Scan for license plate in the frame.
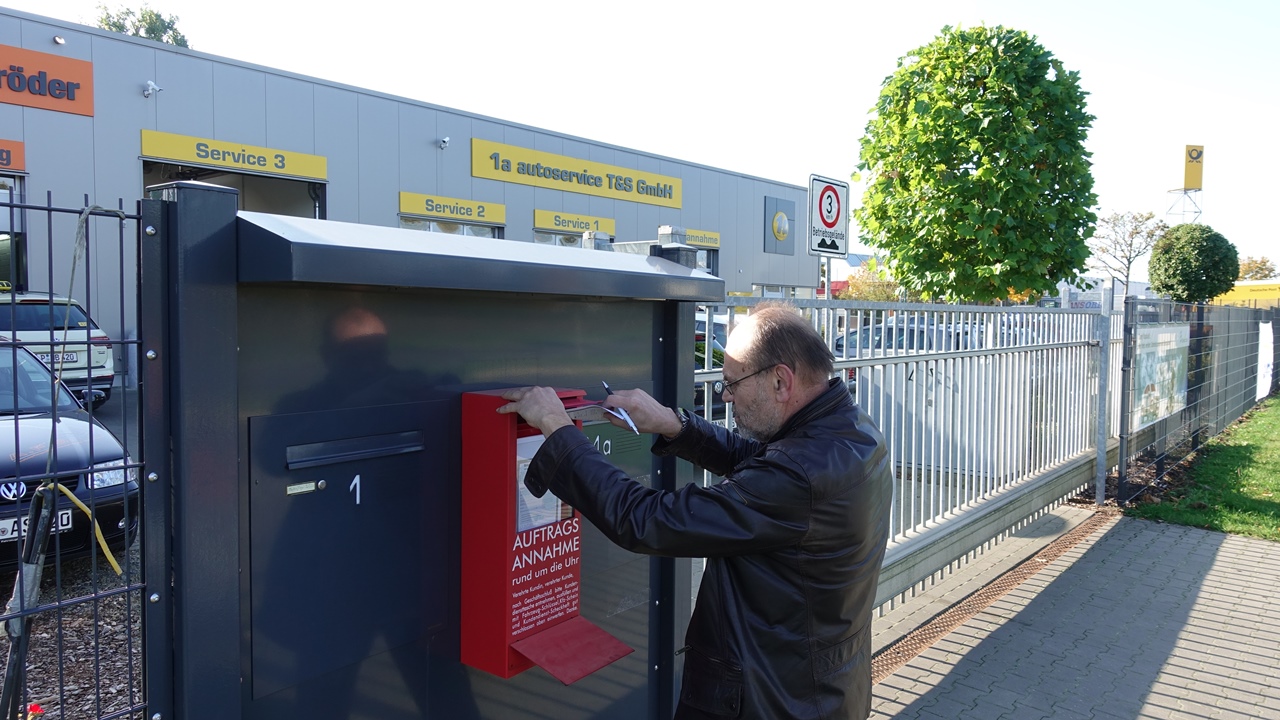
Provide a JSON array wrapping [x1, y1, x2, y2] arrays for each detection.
[[37, 352, 78, 365], [0, 510, 73, 543]]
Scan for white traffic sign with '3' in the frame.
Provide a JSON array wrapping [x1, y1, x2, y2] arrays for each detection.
[[807, 175, 850, 258]]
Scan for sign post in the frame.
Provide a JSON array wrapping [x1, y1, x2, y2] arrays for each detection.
[[807, 174, 850, 258]]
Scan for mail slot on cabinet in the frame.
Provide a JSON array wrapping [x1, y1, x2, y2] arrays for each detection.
[[460, 388, 632, 684], [247, 401, 450, 700]]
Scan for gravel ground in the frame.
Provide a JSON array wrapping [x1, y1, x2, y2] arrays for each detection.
[[0, 540, 145, 719]]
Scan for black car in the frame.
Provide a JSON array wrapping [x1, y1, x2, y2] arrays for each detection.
[[0, 344, 137, 570]]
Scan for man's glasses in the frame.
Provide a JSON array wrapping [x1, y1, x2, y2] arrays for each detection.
[[713, 365, 773, 395]]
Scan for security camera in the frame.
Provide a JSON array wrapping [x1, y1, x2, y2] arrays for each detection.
[[439, 137, 450, 149], [143, 80, 163, 98]]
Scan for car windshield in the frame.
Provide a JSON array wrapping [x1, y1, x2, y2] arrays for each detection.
[[0, 347, 80, 413], [0, 302, 97, 332]]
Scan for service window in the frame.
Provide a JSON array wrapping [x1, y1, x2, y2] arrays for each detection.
[[532, 231, 584, 248], [697, 249, 718, 276], [0, 176, 27, 290], [399, 215, 503, 239]]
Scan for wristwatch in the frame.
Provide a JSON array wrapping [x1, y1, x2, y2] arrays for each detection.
[[675, 407, 692, 437]]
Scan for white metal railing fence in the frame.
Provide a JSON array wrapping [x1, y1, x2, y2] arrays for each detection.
[[694, 299, 1106, 544]]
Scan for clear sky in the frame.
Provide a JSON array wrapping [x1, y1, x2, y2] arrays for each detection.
[[9, 0, 1278, 282]]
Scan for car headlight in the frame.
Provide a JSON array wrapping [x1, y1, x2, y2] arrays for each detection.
[[87, 458, 137, 489]]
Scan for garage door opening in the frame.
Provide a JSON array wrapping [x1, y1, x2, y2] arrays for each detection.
[[143, 162, 325, 219]]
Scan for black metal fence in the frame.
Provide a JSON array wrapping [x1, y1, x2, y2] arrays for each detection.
[[1115, 298, 1272, 504], [0, 194, 148, 720]]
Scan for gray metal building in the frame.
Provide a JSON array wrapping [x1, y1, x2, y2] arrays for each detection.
[[1, 7, 817, 385]]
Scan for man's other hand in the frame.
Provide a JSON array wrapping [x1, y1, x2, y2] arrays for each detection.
[[603, 388, 683, 438]]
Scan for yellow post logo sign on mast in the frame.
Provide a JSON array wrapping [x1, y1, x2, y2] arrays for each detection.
[[1184, 145, 1204, 191]]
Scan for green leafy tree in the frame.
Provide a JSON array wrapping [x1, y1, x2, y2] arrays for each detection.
[[97, 4, 190, 47], [1148, 224, 1239, 303], [1088, 211, 1168, 296], [1237, 256, 1277, 280], [855, 25, 1097, 303]]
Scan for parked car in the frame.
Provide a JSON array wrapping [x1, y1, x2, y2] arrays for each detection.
[[0, 284, 114, 408], [695, 317, 729, 350], [832, 317, 982, 356], [0, 343, 137, 571]]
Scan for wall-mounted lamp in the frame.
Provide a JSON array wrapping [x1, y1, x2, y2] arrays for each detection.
[[143, 80, 163, 98], [438, 137, 450, 150], [53, 36, 66, 45]]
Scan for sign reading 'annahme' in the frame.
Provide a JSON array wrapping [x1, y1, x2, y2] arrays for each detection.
[[399, 192, 506, 225], [0, 44, 94, 116], [140, 129, 327, 181], [684, 228, 720, 249], [533, 210, 615, 237], [473, 139, 681, 209]]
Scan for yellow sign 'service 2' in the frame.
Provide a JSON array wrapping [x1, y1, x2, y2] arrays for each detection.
[[141, 129, 328, 181], [473, 139, 681, 209], [399, 192, 506, 225]]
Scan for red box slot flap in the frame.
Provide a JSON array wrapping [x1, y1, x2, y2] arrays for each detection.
[[510, 615, 633, 685]]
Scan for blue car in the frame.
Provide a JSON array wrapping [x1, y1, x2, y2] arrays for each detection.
[[0, 344, 138, 572]]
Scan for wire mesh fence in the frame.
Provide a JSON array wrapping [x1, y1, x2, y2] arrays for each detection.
[[0, 193, 146, 720], [1116, 298, 1271, 504]]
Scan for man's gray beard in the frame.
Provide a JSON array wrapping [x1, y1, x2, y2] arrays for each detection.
[[734, 414, 778, 442]]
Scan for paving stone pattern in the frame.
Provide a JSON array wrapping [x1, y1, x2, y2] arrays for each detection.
[[871, 516, 1280, 719]]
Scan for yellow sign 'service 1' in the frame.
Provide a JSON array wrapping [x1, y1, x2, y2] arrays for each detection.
[[399, 192, 506, 225], [473, 139, 681, 209], [533, 210, 616, 237], [1184, 145, 1203, 191], [141, 129, 328, 181]]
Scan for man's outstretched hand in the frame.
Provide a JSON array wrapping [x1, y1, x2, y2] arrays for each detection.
[[497, 386, 574, 436]]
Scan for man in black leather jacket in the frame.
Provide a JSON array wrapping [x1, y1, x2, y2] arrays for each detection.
[[499, 303, 893, 719]]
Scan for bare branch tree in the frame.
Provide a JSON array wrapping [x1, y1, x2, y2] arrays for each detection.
[[1238, 256, 1278, 280], [1087, 211, 1167, 295]]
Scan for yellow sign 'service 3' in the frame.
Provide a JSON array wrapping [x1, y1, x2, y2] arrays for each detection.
[[141, 129, 327, 181]]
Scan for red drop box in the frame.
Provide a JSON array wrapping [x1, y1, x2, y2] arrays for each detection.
[[460, 388, 632, 684]]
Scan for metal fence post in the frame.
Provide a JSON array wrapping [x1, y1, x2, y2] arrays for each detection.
[[139, 197, 174, 720], [1116, 296, 1136, 503], [148, 180, 242, 720], [1094, 287, 1112, 505], [1274, 308, 1280, 396]]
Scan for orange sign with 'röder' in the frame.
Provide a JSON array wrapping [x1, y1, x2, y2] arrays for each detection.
[[0, 44, 94, 117]]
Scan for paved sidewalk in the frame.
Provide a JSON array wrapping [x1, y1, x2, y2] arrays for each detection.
[[870, 507, 1280, 719]]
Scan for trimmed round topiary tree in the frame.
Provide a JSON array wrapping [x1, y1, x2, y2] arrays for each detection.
[[855, 25, 1097, 303], [1147, 224, 1238, 303]]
